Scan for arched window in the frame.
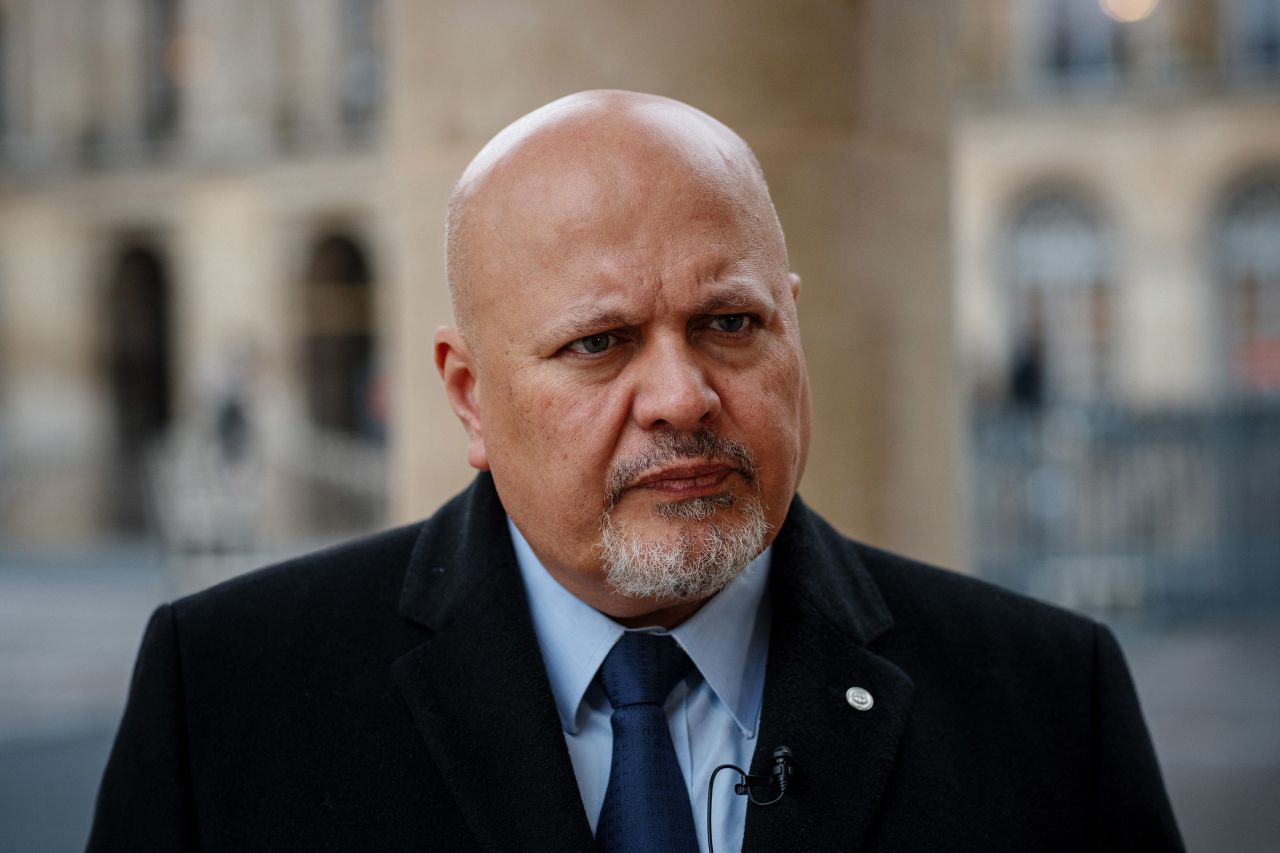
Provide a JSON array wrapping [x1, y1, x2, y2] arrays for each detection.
[[105, 244, 173, 530], [1216, 174, 1280, 394], [302, 233, 380, 438], [0, 11, 8, 139], [1006, 191, 1115, 404], [340, 0, 384, 133], [1041, 0, 1128, 85], [143, 0, 180, 140], [1224, 0, 1280, 78]]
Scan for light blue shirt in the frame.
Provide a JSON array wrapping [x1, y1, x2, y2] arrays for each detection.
[[508, 518, 772, 853]]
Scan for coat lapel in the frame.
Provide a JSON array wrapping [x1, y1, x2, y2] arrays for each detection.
[[391, 475, 597, 853], [743, 499, 915, 853], [390, 479, 913, 852]]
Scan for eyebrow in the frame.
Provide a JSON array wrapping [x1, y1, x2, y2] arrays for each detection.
[[546, 307, 641, 343], [693, 282, 771, 315], [545, 282, 774, 344]]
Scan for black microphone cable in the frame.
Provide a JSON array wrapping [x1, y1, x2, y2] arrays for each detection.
[[705, 746, 794, 853]]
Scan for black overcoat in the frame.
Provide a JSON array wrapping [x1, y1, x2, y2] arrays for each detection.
[[88, 473, 1184, 851]]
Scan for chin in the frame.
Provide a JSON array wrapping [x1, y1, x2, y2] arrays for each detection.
[[598, 490, 769, 602]]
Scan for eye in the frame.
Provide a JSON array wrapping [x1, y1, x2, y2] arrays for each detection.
[[708, 314, 752, 333], [567, 332, 617, 355]]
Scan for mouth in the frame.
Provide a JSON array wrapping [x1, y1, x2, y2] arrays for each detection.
[[628, 463, 737, 498], [604, 429, 760, 510]]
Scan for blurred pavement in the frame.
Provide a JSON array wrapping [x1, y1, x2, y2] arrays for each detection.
[[0, 545, 167, 853], [1, 550, 1277, 852], [1114, 611, 1280, 853]]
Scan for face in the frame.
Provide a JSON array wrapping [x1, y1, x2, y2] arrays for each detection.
[[438, 121, 811, 624]]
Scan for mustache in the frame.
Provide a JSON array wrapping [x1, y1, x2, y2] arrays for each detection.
[[605, 429, 759, 508]]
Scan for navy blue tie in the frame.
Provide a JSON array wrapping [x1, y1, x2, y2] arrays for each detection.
[[596, 633, 699, 853]]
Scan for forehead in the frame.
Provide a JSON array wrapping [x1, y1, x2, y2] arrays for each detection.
[[477, 153, 776, 301], [491, 196, 778, 342], [493, 121, 754, 228]]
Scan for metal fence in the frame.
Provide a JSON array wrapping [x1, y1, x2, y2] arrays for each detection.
[[0, 406, 387, 553], [972, 403, 1280, 610]]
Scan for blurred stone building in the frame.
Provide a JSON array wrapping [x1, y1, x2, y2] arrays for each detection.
[[0, 1, 968, 573], [0, 0, 392, 548], [954, 0, 1280, 606]]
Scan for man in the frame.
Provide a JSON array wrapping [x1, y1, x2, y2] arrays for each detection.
[[89, 91, 1183, 852]]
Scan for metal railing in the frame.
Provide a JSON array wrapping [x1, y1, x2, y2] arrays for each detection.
[[0, 410, 387, 550], [972, 402, 1280, 609]]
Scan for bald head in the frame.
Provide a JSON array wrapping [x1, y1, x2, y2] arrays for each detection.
[[445, 90, 785, 346]]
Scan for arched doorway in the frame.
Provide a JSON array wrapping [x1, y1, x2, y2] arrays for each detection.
[[302, 233, 378, 436], [1216, 173, 1280, 396], [105, 244, 173, 531], [299, 232, 385, 531], [1006, 190, 1114, 405]]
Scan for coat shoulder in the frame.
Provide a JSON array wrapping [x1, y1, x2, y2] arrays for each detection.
[[170, 521, 425, 638], [164, 476, 504, 657], [856, 540, 1096, 643], [787, 501, 1098, 654]]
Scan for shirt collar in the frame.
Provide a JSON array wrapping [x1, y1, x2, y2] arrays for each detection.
[[668, 545, 772, 737], [508, 517, 772, 738]]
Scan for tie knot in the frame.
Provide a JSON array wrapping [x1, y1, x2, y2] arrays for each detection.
[[599, 633, 691, 709]]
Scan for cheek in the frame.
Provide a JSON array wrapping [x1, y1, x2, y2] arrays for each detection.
[[752, 343, 807, 424], [728, 343, 808, 477], [499, 373, 629, 488]]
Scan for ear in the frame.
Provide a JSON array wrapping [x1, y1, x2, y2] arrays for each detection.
[[434, 326, 489, 471], [788, 272, 802, 304]]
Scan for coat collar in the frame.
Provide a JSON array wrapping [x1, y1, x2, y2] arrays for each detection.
[[742, 496, 915, 853], [393, 474, 913, 853], [391, 474, 597, 852]]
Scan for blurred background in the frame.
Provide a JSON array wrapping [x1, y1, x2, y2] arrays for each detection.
[[0, 0, 1276, 850]]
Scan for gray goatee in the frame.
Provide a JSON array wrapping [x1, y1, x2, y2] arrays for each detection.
[[599, 430, 769, 601]]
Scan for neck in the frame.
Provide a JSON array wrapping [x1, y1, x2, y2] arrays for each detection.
[[609, 596, 710, 629], [539, 560, 713, 628]]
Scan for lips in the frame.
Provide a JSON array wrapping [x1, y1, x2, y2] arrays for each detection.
[[629, 462, 735, 495]]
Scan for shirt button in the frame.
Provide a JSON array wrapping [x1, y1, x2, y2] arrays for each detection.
[[845, 686, 874, 711]]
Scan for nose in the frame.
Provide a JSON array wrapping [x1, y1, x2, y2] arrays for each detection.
[[630, 337, 722, 431]]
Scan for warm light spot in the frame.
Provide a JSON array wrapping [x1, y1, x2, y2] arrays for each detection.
[[1099, 0, 1159, 23]]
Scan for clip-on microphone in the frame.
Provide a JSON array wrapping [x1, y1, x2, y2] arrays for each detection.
[[706, 746, 795, 853]]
